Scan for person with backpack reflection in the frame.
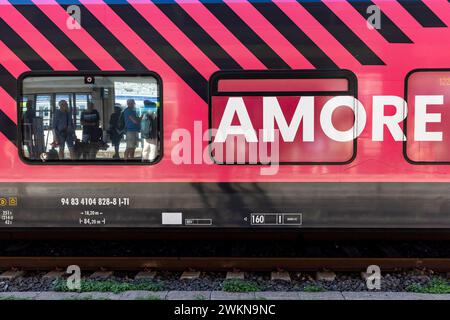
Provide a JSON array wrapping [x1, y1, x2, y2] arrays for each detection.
[[141, 100, 158, 162], [22, 100, 36, 158], [80, 101, 101, 160], [123, 99, 141, 160], [108, 104, 123, 159], [53, 100, 76, 160]]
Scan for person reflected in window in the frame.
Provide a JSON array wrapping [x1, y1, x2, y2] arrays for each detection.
[[80, 101, 101, 159], [108, 104, 123, 159], [141, 100, 158, 162], [53, 100, 75, 160], [123, 99, 141, 160], [22, 100, 36, 158]]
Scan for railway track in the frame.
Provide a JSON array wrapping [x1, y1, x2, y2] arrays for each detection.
[[1, 256, 450, 272], [1, 240, 450, 275], [1, 241, 449, 293]]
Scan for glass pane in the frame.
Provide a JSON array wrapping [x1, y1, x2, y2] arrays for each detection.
[[20, 75, 161, 164], [406, 71, 450, 162], [210, 72, 356, 164]]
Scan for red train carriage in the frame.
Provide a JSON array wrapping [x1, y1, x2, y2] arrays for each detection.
[[0, 0, 450, 230]]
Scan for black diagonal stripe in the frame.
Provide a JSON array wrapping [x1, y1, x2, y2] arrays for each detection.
[[398, 0, 446, 28], [109, 4, 208, 101], [14, 4, 100, 71], [56, 1, 146, 71], [300, 1, 385, 65], [251, 2, 338, 69], [0, 109, 17, 144], [348, 0, 413, 43], [155, 2, 242, 71], [0, 65, 17, 99], [203, 2, 290, 70], [0, 19, 52, 71], [0, 65, 17, 144]]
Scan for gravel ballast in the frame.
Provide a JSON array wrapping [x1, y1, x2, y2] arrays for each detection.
[[0, 269, 446, 293]]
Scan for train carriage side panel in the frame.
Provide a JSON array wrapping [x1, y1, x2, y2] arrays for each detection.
[[0, 0, 450, 229]]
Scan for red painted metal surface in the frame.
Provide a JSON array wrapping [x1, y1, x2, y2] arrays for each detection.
[[0, 0, 449, 183]]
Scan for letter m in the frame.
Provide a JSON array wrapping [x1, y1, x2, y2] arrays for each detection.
[[263, 96, 314, 142]]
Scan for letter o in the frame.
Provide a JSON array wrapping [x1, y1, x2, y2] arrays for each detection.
[[320, 96, 366, 142]]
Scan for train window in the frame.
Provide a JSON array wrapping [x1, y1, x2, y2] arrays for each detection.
[[18, 73, 162, 164], [404, 69, 450, 163], [209, 70, 357, 164]]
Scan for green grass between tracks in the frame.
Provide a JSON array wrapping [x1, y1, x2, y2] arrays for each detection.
[[302, 284, 324, 292], [54, 279, 165, 294], [406, 277, 450, 294], [222, 279, 262, 292]]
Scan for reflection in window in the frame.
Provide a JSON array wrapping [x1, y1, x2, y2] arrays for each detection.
[[20, 75, 161, 163]]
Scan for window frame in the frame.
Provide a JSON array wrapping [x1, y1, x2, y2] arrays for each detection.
[[403, 68, 450, 165], [208, 69, 358, 165], [17, 71, 163, 166]]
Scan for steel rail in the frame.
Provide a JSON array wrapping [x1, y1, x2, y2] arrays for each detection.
[[1, 257, 450, 271]]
